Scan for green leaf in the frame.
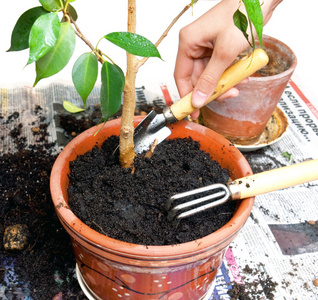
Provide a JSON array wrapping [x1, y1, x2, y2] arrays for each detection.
[[72, 52, 98, 107], [39, 0, 63, 12], [243, 0, 263, 47], [67, 4, 78, 21], [63, 100, 85, 113], [27, 12, 60, 65], [34, 22, 76, 86], [61, 4, 78, 22], [7, 6, 48, 52], [233, 9, 249, 43], [100, 62, 125, 121], [104, 32, 161, 58], [282, 152, 293, 163]]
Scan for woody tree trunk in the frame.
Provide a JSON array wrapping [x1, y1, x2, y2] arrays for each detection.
[[119, 0, 198, 168], [119, 0, 138, 168]]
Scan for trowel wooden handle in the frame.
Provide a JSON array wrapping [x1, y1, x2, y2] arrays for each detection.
[[232, 159, 318, 199], [170, 48, 269, 121]]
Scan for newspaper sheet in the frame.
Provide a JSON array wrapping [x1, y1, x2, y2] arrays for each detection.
[[0, 80, 317, 300], [210, 80, 318, 300]]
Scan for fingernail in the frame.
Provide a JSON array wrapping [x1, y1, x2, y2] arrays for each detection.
[[192, 90, 208, 108]]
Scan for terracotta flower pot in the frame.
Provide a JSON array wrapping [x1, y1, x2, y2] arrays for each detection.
[[200, 35, 297, 145], [50, 116, 254, 300]]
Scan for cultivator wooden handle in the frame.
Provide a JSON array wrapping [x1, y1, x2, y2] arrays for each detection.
[[170, 48, 269, 121], [230, 159, 318, 199]]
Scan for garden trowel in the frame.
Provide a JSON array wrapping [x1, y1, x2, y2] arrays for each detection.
[[134, 48, 269, 154]]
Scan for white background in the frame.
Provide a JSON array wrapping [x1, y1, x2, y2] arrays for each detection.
[[0, 0, 317, 108]]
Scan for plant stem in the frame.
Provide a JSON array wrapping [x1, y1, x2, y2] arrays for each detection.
[[119, 0, 138, 168]]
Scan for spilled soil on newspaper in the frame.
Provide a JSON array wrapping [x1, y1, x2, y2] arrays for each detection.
[[0, 106, 86, 299], [227, 262, 278, 300]]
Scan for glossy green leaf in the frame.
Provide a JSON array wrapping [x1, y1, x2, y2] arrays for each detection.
[[39, 0, 63, 12], [27, 13, 60, 65], [233, 9, 249, 45], [72, 52, 98, 107], [100, 62, 125, 121], [104, 32, 161, 58], [61, 4, 77, 22], [34, 22, 76, 86], [243, 0, 263, 47], [68, 4, 78, 21], [63, 100, 85, 113], [7, 6, 48, 52]]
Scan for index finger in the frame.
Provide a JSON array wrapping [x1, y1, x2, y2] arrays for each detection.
[[174, 50, 195, 98]]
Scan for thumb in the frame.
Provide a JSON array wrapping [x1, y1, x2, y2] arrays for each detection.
[[192, 56, 230, 108]]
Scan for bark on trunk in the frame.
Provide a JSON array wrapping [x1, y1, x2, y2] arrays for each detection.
[[119, 0, 137, 168]]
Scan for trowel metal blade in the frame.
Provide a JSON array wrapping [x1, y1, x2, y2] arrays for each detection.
[[134, 110, 171, 154]]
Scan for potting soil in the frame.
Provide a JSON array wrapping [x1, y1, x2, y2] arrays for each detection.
[[68, 135, 235, 245]]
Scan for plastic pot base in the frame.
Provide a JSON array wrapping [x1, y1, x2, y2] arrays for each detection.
[[75, 264, 215, 300]]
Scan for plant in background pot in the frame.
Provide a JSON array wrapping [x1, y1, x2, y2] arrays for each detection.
[[8, 0, 264, 299], [200, 36, 297, 146]]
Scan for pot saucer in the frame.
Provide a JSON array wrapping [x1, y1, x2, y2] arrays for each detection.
[[235, 107, 288, 152], [76, 264, 100, 300]]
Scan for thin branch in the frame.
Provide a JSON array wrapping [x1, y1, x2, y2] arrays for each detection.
[[70, 17, 104, 64], [70, 18, 94, 51], [136, 0, 198, 70], [154, 0, 199, 48]]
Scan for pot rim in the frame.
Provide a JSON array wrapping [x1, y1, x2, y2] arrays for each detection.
[[247, 34, 297, 82], [50, 117, 254, 258]]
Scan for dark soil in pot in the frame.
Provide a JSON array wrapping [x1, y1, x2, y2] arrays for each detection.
[[68, 135, 235, 245]]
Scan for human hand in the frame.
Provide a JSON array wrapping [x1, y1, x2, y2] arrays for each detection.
[[174, 0, 282, 119]]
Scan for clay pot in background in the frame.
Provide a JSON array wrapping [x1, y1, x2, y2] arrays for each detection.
[[200, 35, 297, 145], [50, 117, 254, 300]]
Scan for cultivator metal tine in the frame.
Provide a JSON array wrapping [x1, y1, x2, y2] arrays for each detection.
[[167, 183, 231, 221]]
